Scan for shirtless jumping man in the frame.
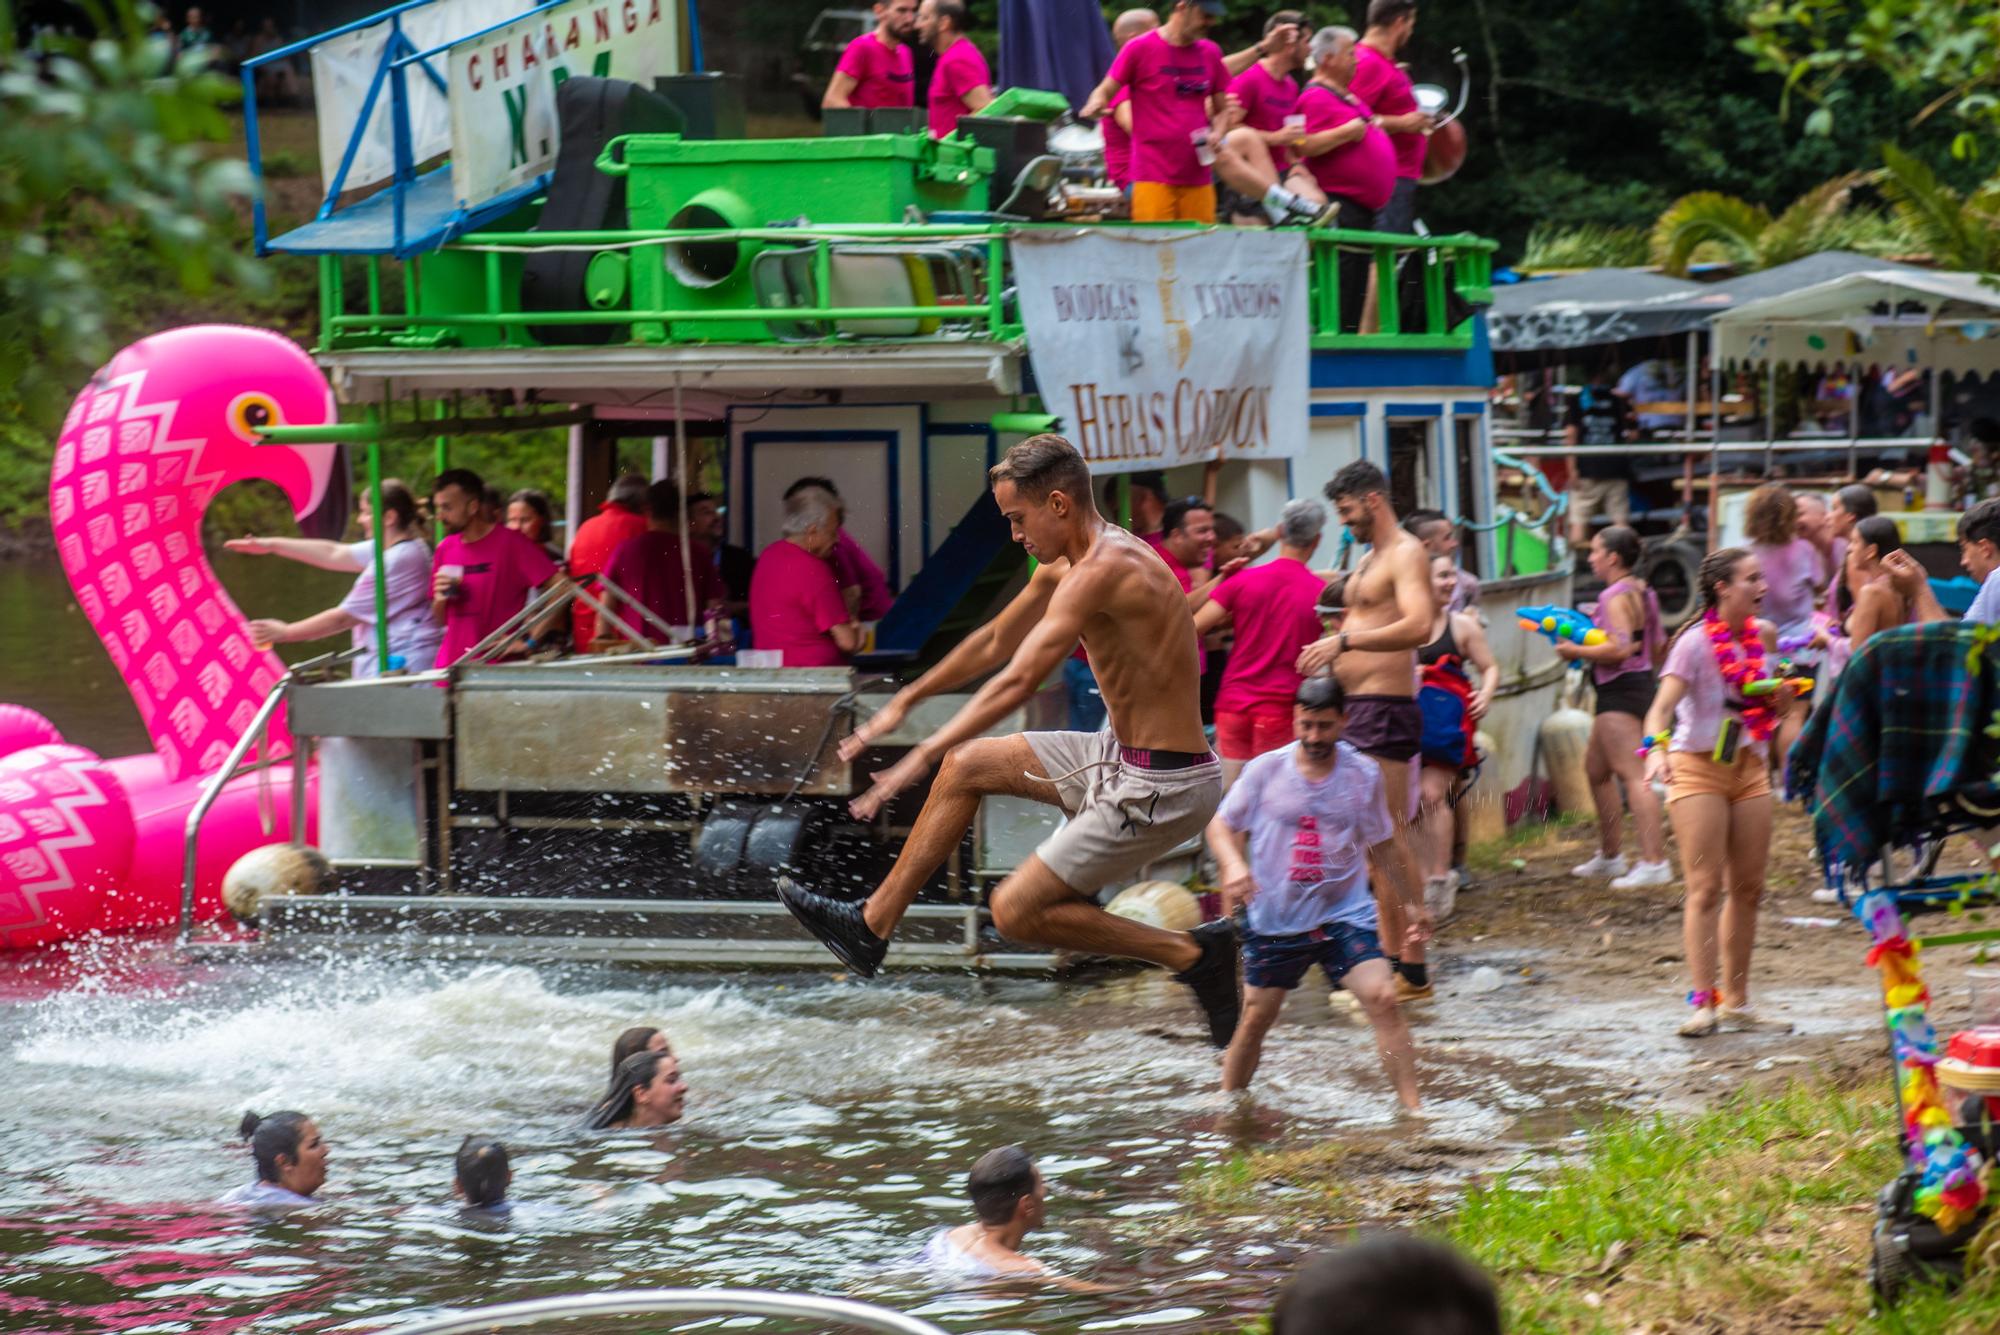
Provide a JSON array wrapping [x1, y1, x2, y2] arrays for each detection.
[[778, 435, 1240, 1044], [1295, 460, 1437, 1000]]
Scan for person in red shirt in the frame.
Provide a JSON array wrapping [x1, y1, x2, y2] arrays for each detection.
[[1194, 498, 1330, 784], [1347, 0, 1432, 234], [749, 487, 865, 667], [824, 0, 918, 109], [1080, 0, 1239, 224], [567, 473, 649, 652], [603, 480, 726, 641], [917, 0, 992, 138]]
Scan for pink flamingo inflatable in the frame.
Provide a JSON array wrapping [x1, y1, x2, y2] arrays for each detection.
[[0, 326, 341, 949]]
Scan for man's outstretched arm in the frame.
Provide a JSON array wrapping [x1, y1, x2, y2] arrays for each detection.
[[849, 568, 1095, 819], [840, 562, 1065, 760]]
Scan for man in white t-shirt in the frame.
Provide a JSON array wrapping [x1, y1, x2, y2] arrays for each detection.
[[1205, 675, 1430, 1109], [1886, 497, 2000, 624]]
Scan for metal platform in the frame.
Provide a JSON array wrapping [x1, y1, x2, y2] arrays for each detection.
[[222, 895, 1062, 972]]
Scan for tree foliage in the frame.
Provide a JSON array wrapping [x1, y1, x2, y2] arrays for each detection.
[[0, 0, 258, 425], [1738, 0, 2000, 150], [1410, 0, 1953, 255]]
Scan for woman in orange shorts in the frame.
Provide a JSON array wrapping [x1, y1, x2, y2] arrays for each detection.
[[1640, 548, 1798, 1039]]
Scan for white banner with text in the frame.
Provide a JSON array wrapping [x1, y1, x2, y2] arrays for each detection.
[[447, 0, 681, 210], [1012, 229, 1310, 475]]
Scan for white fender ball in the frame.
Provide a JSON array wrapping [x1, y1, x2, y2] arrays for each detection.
[[222, 843, 331, 922]]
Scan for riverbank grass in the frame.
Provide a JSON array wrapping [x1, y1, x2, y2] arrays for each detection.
[[1191, 1077, 2000, 1332]]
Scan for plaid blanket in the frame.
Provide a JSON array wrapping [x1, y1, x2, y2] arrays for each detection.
[[1789, 622, 2000, 877]]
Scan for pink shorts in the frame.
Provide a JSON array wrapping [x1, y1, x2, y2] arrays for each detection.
[[1215, 704, 1293, 762]]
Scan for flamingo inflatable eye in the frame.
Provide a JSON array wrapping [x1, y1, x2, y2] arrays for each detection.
[[226, 392, 282, 442]]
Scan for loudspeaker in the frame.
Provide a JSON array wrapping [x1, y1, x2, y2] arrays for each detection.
[[653, 72, 747, 140], [521, 76, 684, 345]]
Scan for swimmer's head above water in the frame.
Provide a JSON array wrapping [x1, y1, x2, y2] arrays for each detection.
[[968, 1145, 1046, 1232], [239, 1109, 328, 1198], [454, 1136, 512, 1209], [586, 1048, 687, 1131], [610, 1025, 671, 1076]]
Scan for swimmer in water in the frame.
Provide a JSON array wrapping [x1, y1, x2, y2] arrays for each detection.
[[609, 1025, 670, 1077], [217, 1110, 327, 1207], [586, 1049, 687, 1131], [453, 1136, 512, 1213], [918, 1146, 1049, 1281]]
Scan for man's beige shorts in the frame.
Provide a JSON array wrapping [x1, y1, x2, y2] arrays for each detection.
[[1023, 730, 1223, 894], [1570, 476, 1631, 530]]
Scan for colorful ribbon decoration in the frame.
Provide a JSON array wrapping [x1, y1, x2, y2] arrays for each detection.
[[1856, 891, 1989, 1233]]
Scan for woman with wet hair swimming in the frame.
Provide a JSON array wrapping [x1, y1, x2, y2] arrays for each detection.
[[217, 1110, 328, 1206], [609, 1024, 670, 1076], [586, 1048, 687, 1130], [454, 1136, 513, 1212]]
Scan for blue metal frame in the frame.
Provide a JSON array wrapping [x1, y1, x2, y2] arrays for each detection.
[[740, 430, 904, 589], [242, 0, 700, 258]]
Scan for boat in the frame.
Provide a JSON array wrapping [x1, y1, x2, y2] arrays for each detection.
[[84, 0, 1571, 970]]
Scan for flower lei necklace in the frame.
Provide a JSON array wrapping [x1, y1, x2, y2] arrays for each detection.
[[1703, 608, 1775, 741]]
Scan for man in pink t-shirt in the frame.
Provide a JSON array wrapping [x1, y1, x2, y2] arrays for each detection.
[[1100, 9, 1161, 188], [428, 468, 562, 667], [824, 0, 917, 110], [749, 487, 865, 667], [1294, 30, 1396, 220], [1207, 11, 1335, 225], [1194, 499, 1329, 783], [1348, 0, 1431, 233], [916, 0, 992, 138], [1080, 0, 1235, 223]]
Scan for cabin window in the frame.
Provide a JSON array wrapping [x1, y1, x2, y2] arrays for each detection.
[[1386, 421, 1432, 521], [1454, 417, 1483, 578]]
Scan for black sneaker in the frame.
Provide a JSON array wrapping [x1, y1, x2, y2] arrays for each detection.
[[776, 877, 888, 978], [1174, 918, 1242, 1048]]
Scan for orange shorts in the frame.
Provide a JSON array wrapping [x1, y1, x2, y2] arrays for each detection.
[[1666, 749, 1772, 805], [1131, 181, 1218, 223]]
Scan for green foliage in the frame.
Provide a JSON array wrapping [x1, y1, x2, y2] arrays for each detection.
[[1516, 224, 1650, 272], [1739, 0, 2000, 141], [1878, 142, 2000, 272], [1649, 191, 1774, 275], [0, 0, 260, 423], [1643, 170, 1907, 275]]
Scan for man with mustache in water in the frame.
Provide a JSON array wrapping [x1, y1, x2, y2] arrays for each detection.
[[779, 435, 1240, 1046]]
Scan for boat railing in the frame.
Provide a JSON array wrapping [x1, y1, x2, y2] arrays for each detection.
[[380, 1287, 951, 1335], [178, 647, 356, 945], [316, 222, 1496, 356]]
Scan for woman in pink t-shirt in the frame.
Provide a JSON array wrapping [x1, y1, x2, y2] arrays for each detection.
[[1640, 548, 1799, 1038], [749, 488, 865, 667]]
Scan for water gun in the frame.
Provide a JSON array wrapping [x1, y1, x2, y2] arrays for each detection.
[[1517, 605, 1607, 646], [1744, 676, 1814, 697]]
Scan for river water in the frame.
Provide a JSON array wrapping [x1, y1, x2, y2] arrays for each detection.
[[0, 555, 1648, 1332]]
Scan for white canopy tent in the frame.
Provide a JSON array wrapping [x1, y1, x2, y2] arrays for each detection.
[[1712, 269, 2000, 375]]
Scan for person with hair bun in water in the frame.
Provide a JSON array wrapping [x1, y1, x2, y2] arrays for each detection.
[[453, 1136, 513, 1213], [218, 1110, 328, 1207], [1640, 548, 1798, 1038], [586, 1049, 687, 1131]]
